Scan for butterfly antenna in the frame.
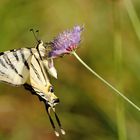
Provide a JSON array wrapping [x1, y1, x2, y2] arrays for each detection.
[[46, 106, 60, 137], [35, 30, 40, 40], [30, 28, 40, 43], [36, 30, 39, 36], [52, 108, 66, 135]]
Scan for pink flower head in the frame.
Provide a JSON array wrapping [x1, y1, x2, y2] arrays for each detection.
[[48, 25, 84, 58]]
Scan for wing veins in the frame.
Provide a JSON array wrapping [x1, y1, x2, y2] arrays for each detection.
[[3, 54, 23, 78]]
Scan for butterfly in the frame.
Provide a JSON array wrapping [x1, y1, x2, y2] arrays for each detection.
[[0, 33, 65, 136]]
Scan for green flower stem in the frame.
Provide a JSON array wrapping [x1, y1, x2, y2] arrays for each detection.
[[73, 51, 140, 112]]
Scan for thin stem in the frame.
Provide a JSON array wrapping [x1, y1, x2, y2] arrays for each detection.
[[72, 51, 140, 112]]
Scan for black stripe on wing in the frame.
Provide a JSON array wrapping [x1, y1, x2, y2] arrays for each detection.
[[20, 49, 30, 70], [24, 83, 46, 102], [10, 50, 19, 61], [0, 70, 8, 78], [33, 54, 47, 82], [3, 54, 23, 78], [30, 62, 41, 80], [0, 52, 4, 56], [0, 58, 7, 68]]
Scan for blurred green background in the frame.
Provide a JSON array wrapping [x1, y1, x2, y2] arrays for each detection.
[[0, 0, 140, 140]]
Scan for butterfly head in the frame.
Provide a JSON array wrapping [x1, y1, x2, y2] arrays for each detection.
[[45, 85, 60, 108]]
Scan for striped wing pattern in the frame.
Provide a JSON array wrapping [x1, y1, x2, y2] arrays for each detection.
[[0, 48, 32, 86], [30, 54, 51, 100], [0, 41, 57, 86]]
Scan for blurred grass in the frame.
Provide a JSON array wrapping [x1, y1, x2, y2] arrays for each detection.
[[0, 0, 140, 140], [113, 1, 127, 140]]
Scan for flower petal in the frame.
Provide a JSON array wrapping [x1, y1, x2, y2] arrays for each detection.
[[48, 25, 83, 58]]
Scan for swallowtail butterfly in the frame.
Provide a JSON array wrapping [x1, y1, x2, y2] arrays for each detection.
[[0, 33, 65, 136]]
